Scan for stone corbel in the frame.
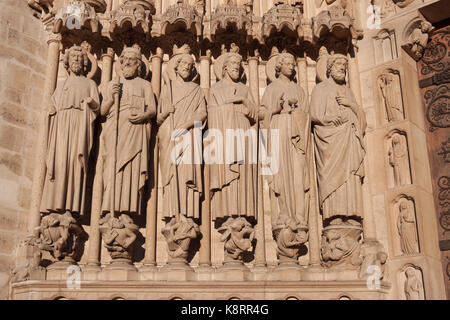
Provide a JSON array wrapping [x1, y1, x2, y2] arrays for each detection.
[[401, 18, 435, 61]]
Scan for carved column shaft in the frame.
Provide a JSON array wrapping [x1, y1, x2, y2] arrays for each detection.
[[248, 56, 266, 267], [87, 48, 114, 266], [143, 48, 163, 266], [156, 0, 162, 15], [297, 57, 309, 97], [28, 34, 61, 233], [205, 0, 211, 16], [347, 50, 377, 241], [199, 55, 211, 267], [308, 135, 321, 266]]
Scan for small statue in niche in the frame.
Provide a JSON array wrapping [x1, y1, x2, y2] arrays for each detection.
[[404, 267, 425, 300], [397, 200, 419, 254], [218, 217, 255, 264], [378, 70, 404, 122], [408, 20, 434, 60], [388, 134, 411, 187], [158, 44, 205, 265]]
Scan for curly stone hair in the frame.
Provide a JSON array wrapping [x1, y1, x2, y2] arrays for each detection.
[[63, 45, 88, 74], [326, 53, 348, 78], [119, 47, 142, 76], [274, 53, 295, 78], [222, 52, 243, 78]]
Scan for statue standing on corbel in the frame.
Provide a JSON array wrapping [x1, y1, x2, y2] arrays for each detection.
[[310, 54, 367, 267], [99, 45, 157, 263], [157, 44, 206, 265], [208, 46, 259, 266], [37, 44, 100, 265], [261, 51, 310, 265]]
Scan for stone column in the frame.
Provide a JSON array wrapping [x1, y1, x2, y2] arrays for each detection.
[[86, 48, 114, 268], [28, 33, 61, 233], [308, 137, 321, 266], [248, 55, 266, 268], [199, 54, 211, 268], [142, 48, 163, 268], [348, 49, 377, 241], [156, 0, 162, 15], [205, 0, 211, 15], [296, 56, 309, 97]]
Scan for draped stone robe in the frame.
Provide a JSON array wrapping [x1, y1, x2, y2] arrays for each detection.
[[158, 79, 206, 220], [101, 77, 156, 214], [310, 78, 366, 220], [40, 75, 100, 214], [260, 79, 311, 221], [208, 78, 258, 221]]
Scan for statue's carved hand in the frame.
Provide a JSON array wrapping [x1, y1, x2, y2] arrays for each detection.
[[129, 112, 147, 124], [111, 83, 120, 99], [325, 115, 345, 126], [166, 104, 175, 114], [48, 105, 56, 116], [336, 95, 353, 108]]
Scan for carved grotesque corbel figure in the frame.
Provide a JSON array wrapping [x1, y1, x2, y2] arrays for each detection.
[[218, 217, 255, 263], [408, 20, 434, 60], [272, 215, 308, 264]]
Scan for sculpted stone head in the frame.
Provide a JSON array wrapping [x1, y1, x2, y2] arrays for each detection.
[[223, 53, 242, 82], [327, 54, 348, 83], [275, 53, 295, 80], [120, 47, 142, 79], [64, 46, 88, 76], [175, 53, 194, 81]]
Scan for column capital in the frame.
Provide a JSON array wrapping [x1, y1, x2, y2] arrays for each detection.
[[46, 33, 62, 45], [152, 47, 163, 61], [101, 47, 115, 59], [247, 56, 260, 63]]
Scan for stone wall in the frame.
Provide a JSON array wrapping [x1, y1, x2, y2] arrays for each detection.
[[0, 0, 48, 299]]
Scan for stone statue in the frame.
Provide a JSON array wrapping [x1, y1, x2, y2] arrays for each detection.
[[388, 134, 411, 186], [41, 45, 100, 216], [379, 70, 404, 122], [218, 217, 255, 263], [208, 49, 258, 264], [404, 267, 424, 300], [261, 52, 310, 264], [157, 45, 206, 264], [310, 54, 367, 267], [38, 45, 99, 264], [358, 241, 388, 280], [408, 20, 434, 60], [100, 45, 156, 261], [397, 200, 419, 254]]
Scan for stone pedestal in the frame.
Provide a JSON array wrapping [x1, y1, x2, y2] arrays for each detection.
[[156, 263, 196, 281], [214, 263, 252, 281]]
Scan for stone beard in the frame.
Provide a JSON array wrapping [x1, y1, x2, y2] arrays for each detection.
[[207, 53, 258, 221], [101, 48, 156, 215], [310, 54, 367, 224], [40, 46, 100, 215], [158, 53, 207, 220]]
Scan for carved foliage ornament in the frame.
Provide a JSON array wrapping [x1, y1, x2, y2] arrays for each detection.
[[211, 4, 253, 36]]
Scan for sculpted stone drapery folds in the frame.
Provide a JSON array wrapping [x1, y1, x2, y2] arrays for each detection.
[[379, 70, 404, 122], [157, 47, 206, 264], [397, 199, 419, 254], [388, 133, 411, 187], [208, 51, 258, 264], [99, 46, 157, 262], [37, 45, 99, 264], [261, 52, 310, 264], [404, 267, 425, 300], [310, 54, 367, 267]]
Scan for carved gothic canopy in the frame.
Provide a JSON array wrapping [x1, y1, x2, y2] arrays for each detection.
[[210, 4, 253, 36], [160, 2, 202, 36], [313, 3, 359, 40], [53, 0, 100, 33], [262, 4, 303, 38], [109, 0, 155, 34]]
